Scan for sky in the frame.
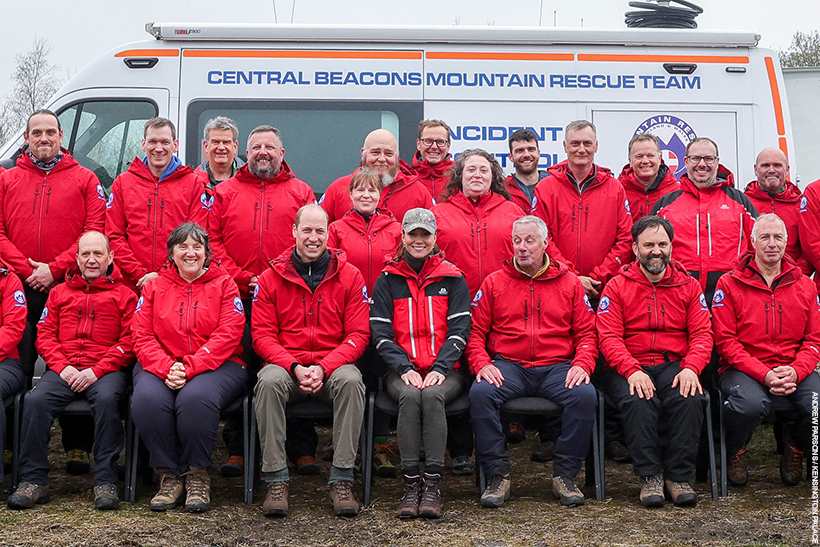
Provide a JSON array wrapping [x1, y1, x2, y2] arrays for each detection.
[[1, 0, 818, 100]]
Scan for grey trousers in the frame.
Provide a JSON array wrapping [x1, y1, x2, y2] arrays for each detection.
[[386, 370, 466, 472], [255, 364, 365, 475]]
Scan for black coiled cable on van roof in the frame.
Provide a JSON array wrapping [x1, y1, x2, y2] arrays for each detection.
[[625, 0, 703, 29]]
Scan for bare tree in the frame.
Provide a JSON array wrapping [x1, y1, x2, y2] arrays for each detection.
[[779, 30, 820, 67]]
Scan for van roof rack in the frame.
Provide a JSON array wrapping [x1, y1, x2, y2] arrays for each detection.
[[145, 22, 760, 48]]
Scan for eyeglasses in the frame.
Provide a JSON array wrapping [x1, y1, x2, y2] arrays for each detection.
[[420, 138, 449, 148], [686, 155, 718, 165]]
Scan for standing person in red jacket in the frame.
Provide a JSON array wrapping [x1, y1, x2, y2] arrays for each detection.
[[106, 117, 208, 292], [504, 129, 547, 214], [597, 216, 712, 508], [412, 119, 453, 201], [800, 175, 820, 295], [130, 223, 247, 513], [195, 116, 245, 191], [253, 204, 369, 518], [713, 213, 820, 488], [319, 129, 433, 223], [8, 232, 136, 511], [618, 133, 680, 223], [651, 137, 758, 303]]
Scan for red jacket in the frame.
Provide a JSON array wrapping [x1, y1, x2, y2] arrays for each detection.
[[465, 258, 598, 375], [651, 166, 758, 293], [208, 161, 315, 298], [433, 191, 525, 297], [327, 209, 401, 295], [106, 159, 208, 288], [712, 253, 820, 383], [370, 254, 471, 375], [597, 260, 713, 379], [319, 160, 433, 224], [131, 263, 245, 381], [412, 152, 452, 201], [504, 172, 546, 214], [37, 265, 137, 378], [800, 179, 820, 294], [252, 247, 370, 377], [0, 150, 106, 279], [618, 163, 680, 222], [533, 161, 633, 283], [0, 260, 27, 361]]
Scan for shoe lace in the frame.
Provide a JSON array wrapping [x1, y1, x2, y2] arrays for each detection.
[[267, 482, 287, 502], [185, 471, 209, 499], [401, 477, 421, 499], [785, 445, 805, 474], [95, 484, 117, 497], [487, 474, 507, 494], [374, 444, 395, 465], [669, 481, 693, 493], [158, 473, 180, 496], [421, 477, 441, 505], [333, 481, 353, 501], [642, 475, 663, 487], [17, 482, 41, 496], [730, 448, 746, 464], [67, 448, 87, 462], [556, 476, 580, 494]]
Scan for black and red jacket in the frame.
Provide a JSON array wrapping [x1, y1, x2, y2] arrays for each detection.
[[412, 151, 453, 202], [800, 178, 820, 294], [597, 260, 713, 379], [37, 264, 137, 378], [712, 252, 820, 384], [370, 254, 470, 376], [0, 259, 27, 361], [618, 163, 680, 223]]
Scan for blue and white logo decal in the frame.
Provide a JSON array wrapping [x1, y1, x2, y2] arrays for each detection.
[[471, 289, 483, 307], [800, 196, 808, 213], [233, 296, 244, 315], [361, 285, 369, 303], [712, 289, 725, 307], [624, 199, 632, 216], [699, 293, 708, 311], [38, 307, 48, 323], [96, 184, 107, 201], [200, 192, 214, 211], [816, 295, 819, 312], [252, 284, 260, 302], [633, 115, 698, 179], [135, 296, 144, 313], [13, 290, 26, 307], [318, 193, 326, 205], [106, 192, 114, 209], [597, 295, 610, 314], [583, 294, 593, 312]]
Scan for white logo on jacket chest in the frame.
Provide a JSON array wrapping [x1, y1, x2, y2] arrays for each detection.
[[438, 287, 448, 296]]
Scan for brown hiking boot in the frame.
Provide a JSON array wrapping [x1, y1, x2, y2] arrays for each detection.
[[664, 480, 697, 506], [329, 481, 359, 517], [780, 425, 805, 486], [397, 474, 421, 519], [727, 448, 748, 487], [419, 473, 442, 519], [7, 482, 50, 509], [606, 440, 631, 463], [263, 481, 289, 517], [93, 483, 119, 511], [183, 467, 211, 512], [150, 469, 184, 511], [639, 474, 664, 508], [480, 473, 511, 508], [552, 476, 584, 507]]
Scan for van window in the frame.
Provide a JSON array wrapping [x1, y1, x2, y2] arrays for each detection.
[[187, 100, 422, 194], [58, 100, 157, 192]]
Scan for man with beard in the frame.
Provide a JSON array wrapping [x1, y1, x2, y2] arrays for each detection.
[[504, 129, 547, 213], [596, 216, 712, 507], [319, 129, 433, 223]]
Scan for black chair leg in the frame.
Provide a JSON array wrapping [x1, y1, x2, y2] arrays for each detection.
[[703, 392, 718, 500], [245, 401, 258, 505], [124, 408, 138, 503], [11, 392, 23, 490], [362, 392, 375, 506]]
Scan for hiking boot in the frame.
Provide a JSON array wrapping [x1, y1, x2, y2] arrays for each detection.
[[221, 455, 244, 478], [452, 455, 474, 476], [65, 448, 91, 475], [7, 482, 50, 509], [263, 482, 289, 518], [149, 469, 184, 511], [419, 472, 443, 519], [727, 448, 748, 487], [93, 483, 119, 511], [329, 481, 359, 517], [531, 441, 556, 463], [505, 421, 526, 443], [480, 473, 511, 508], [664, 479, 697, 506], [639, 474, 665, 508], [605, 440, 631, 463], [552, 476, 585, 507], [780, 425, 805, 486], [374, 443, 397, 478], [296, 455, 320, 475], [183, 467, 211, 512], [396, 474, 421, 519]]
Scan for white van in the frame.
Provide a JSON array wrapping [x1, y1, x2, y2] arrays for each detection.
[[0, 23, 793, 193]]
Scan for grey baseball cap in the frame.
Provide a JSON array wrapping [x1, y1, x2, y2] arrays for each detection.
[[402, 208, 436, 234]]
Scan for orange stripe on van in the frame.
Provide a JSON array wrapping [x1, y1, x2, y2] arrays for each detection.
[[577, 54, 749, 64], [115, 49, 180, 58], [778, 137, 789, 158], [765, 57, 786, 136], [184, 50, 422, 60], [425, 52, 574, 61]]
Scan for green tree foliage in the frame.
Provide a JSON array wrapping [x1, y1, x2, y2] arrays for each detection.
[[779, 30, 820, 68]]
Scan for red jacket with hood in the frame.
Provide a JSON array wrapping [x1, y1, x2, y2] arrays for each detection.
[[370, 254, 471, 375], [132, 263, 245, 381], [800, 178, 820, 293], [504, 171, 546, 214], [252, 247, 370, 377], [533, 161, 633, 284], [412, 152, 453, 201], [327, 209, 401, 295], [712, 253, 820, 383], [37, 264, 137, 378], [597, 260, 713, 379], [0, 259, 28, 361], [433, 191, 525, 297], [0, 149, 106, 280], [106, 158, 208, 288], [465, 258, 598, 375], [208, 161, 315, 298], [618, 163, 680, 222]]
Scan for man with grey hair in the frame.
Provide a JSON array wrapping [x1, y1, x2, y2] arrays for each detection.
[[466, 214, 598, 508], [712, 213, 820, 488], [196, 116, 245, 190]]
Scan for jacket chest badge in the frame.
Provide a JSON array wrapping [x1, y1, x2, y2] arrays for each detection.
[[438, 287, 448, 296]]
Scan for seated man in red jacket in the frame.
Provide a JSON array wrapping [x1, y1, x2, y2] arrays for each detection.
[[597, 216, 712, 507], [713, 213, 820, 488], [466, 215, 598, 508], [8, 231, 137, 511], [252, 204, 369, 518]]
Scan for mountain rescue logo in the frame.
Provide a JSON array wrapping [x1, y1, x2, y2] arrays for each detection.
[[233, 297, 244, 315], [13, 290, 26, 308], [38, 307, 48, 323], [633, 115, 698, 179], [583, 294, 593, 312], [699, 293, 708, 311], [597, 296, 611, 314], [200, 192, 215, 211], [135, 296, 144, 313], [253, 284, 260, 302], [800, 196, 808, 213], [361, 285, 369, 303], [471, 289, 483, 307], [624, 199, 632, 216], [712, 289, 726, 308]]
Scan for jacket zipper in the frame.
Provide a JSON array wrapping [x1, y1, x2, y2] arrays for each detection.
[[707, 212, 712, 255], [192, 300, 198, 329], [428, 295, 436, 355], [764, 302, 770, 335], [695, 214, 701, 257], [259, 184, 266, 268], [301, 295, 307, 327], [584, 203, 589, 232], [159, 197, 165, 227], [777, 301, 783, 334], [186, 285, 193, 354], [75, 305, 84, 338], [316, 295, 322, 327], [45, 187, 52, 213], [408, 297, 417, 359], [35, 174, 49, 259], [151, 183, 159, 269]]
